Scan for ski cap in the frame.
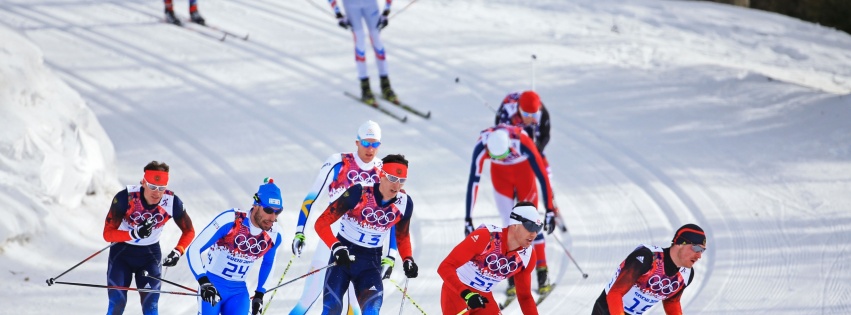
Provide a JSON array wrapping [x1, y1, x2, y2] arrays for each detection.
[[253, 177, 283, 210], [672, 223, 706, 246], [358, 120, 381, 141], [519, 91, 541, 114], [509, 204, 543, 232], [486, 129, 511, 159]]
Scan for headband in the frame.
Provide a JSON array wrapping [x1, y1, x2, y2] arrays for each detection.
[[144, 170, 169, 186], [382, 162, 408, 178]]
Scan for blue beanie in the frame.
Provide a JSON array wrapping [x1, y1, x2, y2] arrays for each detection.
[[253, 178, 283, 209]]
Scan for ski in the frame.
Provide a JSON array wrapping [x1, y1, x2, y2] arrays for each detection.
[[344, 92, 408, 123], [499, 296, 517, 310], [379, 97, 431, 119], [196, 22, 250, 41], [535, 283, 557, 305]]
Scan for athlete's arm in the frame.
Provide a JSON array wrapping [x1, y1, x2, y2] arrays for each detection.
[[394, 197, 414, 259], [186, 210, 237, 279], [520, 133, 556, 210], [315, 184, 363, 248], [437, 228, 490, 296], [607, 247, 654, 315], [537, 105, 551, 152], [170, 195, 195, 254], [296, 154, 343, 233], [465, 141, 488, 220], [256, 232, 283, 293], [103, 189, 133, 243], [515, 249, 539, 315], [661, 267, 694, 315]]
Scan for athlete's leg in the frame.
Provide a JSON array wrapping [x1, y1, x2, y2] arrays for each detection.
[[344, 0, 369, 79], [106, 245, 132, 315], [491, 163, 518, 226], [440, 283, 468, 315], [136, 245, 162, 315], [345, 284, 363, 315], [360, 1, 387, 76], [350, 257, 383, 315], [289, 242, 332, 315], [322, 255, 353, 315]]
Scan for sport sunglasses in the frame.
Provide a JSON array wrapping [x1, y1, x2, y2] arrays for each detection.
[[510, 212, 543, 233], [489, 149, 510, 160], [382, 170, 407, 184], [358, 137, 381, 148], [145, 182, 167, 192], [690, 244, 706, 253], [519, 109, 538, 118]]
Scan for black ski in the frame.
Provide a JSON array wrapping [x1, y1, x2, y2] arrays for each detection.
[[535, 283, 557, 305], [379, 97, 431, 119], [344, 92, 408, 123]]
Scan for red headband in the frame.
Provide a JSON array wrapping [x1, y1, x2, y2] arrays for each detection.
[[382, 163, 408, 179], [144, 170, 169, 186]]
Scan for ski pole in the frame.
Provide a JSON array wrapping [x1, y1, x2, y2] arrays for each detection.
[[456, 308, 469, 315], [52, 281, 200, 296], [398, 278, 409, 315], [266, 262, 337, 292], [388, 279, 428, 315], [552, 233, 589, 279], [143, 270, 197, 293], [261, 254, 296, 315], [454, 77, 496, 113], [46, 242, 117, 286], [389, 0, 422, 20]]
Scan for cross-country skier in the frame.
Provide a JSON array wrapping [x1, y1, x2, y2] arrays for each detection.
[[439, 202, 543, 315], [163, 0, 205, 26], [186, 179, 284, 315], [329, 0, 399, 105], [495, 90, 551, 154], [314, 154, 418, 315], [465, 124, 559, 296], [593, 224, 707, 315], [101, 160, 195, 315], [289, 120, 399, 315]]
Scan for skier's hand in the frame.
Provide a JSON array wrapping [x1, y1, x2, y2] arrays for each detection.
[[162, 248, 181, 267], [464, 217, 474, 236], [403, 257, 418, 278], [331, 243, 355, 267], [377, 10, 389, 30], [544, 211, 556, 235], [131, 217, 156, 240], [461, 289, 489, 309], [380, 256, 395, 279], [250, 291, 264, 315], [292, 232, 306, 257], [336, 12, 350, 29], [198, 276, 221, 306]]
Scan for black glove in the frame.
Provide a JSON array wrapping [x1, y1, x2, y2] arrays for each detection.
[[331, 243, 355, 267], [162, 248, 181, 267], [198, 276, 221, 306], [544, 211, 556, 235], [376, 9, 389, 30], [292, 232, 306, 257], [131, 217, 156, 239], [380, 256, 395, 279], [461, 289, 489, 309], [251, 291, 264, 315], [335, 12, 350, 29], [403, 257, 418, 278], [464, 217, 474, 236]]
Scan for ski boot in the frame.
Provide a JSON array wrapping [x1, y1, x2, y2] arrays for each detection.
[[380, 75, 398, 104], [164, 9, 182, 26], [537, 266, 552, 295], [506, 276, 516, 297], [190, 10, 206, 26], [360, 78, 376, 106]]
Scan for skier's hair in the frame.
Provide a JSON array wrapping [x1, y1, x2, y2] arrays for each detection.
[[514, 201, 535, 209], [381, 154, 408, 167], [144, 161, 170, 173]]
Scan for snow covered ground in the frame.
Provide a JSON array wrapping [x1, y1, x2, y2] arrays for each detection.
[[1, 0, 851, 314]]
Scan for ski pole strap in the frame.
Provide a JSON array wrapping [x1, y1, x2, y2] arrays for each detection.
[[53, 281, 200, 296], [388, 279, 428, 315], [143, 271, 197, 293], [266, 262, 336, 293], [262, 254, 296, 315]]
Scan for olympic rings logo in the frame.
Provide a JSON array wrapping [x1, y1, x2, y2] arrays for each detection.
[[347, 170, 379, 185], [235, 234, 269, 255], [129, 212, 164, 226], [485, 254, 518, 276], [362, 207, 397, 225], [647, 275, 680, 295]]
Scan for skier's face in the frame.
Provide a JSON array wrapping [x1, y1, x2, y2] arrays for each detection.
[[379, 172, 405, 199], [673, 243, 704, 268], [251, 204, 279, 231], [356, 138, 380, 163], [141, 179, 166, 205], [509, 224, 537, 249]]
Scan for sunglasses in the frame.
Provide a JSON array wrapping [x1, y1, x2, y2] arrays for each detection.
[[262, 206, 283, 215], [690, 244, 706, 253], [145, 182, 167, 192], [382, 170, 407, 184], [358, 137, 381, 148], [489, 149, 510, 160], [510, 212, 542, 233]]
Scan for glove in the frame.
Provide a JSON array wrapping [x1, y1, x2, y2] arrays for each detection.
[[464, 217, 474, 236], [131, 217, 156, 240], [403, 257, 418, 278], [544, 211, 556, 235], [376, 9, 389, 30], [198, 276, 221, 307], [292, 232, 306, 257], [461, 289, 489, 309], [331, 242, 355, 267], [335, 12, 350, 29], [380, 256, 395, 279], [251, 291, 264, 315], [162, 248, 181, 267]]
